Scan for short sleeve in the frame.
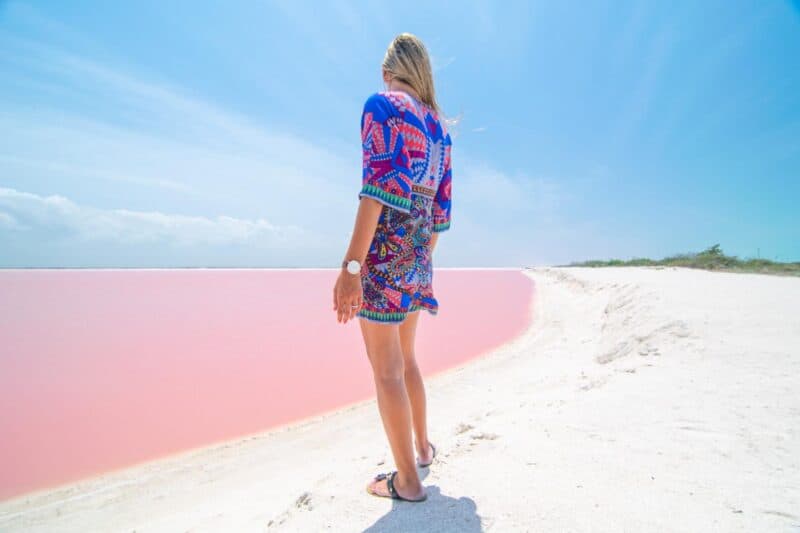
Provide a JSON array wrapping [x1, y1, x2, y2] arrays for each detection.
[[432, 136, 452, 232], [358, 93, 413, 213]]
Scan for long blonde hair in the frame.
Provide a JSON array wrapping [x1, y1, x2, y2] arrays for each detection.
[[382, 33, 461, 135]]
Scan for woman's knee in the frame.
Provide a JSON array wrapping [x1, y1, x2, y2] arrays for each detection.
[[366, 343, 405, 382], [361, 321, 406, 381], [402, 354, 419, 375], [372, 357, 405, 385]]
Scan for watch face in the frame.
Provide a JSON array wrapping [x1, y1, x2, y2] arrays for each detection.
[[347, 260, 360, 274]]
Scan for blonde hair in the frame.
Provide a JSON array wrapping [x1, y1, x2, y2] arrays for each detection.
[[382, 32, 461, 136]]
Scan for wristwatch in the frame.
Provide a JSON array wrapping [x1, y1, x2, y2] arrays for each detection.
[[342, 259, 361, 275]]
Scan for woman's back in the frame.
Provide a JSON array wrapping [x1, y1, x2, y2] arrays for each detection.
[[359, 90, 452, 233]]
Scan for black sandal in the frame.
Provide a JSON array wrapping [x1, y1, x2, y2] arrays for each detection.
[[368, 471, 427, 502], [416, 442, 437, 468]]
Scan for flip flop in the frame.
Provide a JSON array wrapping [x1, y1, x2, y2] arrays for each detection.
[[367, 471, 428, 502], [416, 442, 437, 468]]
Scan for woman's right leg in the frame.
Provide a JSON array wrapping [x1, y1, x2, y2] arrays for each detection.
[[359, 316, 425, 500], [398, 309, 434, 463]]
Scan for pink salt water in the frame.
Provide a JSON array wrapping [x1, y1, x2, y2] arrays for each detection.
[[0, 268, 534, 501]]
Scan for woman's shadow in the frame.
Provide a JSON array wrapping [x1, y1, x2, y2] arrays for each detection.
[[362, 471, 483, 532]]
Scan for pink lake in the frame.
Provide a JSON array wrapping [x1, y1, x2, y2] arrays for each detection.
[[0, 268, 534, 501]]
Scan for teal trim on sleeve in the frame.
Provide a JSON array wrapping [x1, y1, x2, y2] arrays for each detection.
[[433, 220, 451, 232], [359, 184, 412, 212]]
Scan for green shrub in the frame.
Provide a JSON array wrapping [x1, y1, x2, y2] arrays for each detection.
[[564, 245, 799, 276]]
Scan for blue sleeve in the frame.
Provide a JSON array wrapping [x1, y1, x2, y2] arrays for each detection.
[[358, 93, 413, 213], [433, 134, 452, 232]]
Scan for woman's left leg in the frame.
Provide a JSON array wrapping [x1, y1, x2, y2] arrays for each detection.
[[398, 309, 434, 463], [359, 316, 426, 500]]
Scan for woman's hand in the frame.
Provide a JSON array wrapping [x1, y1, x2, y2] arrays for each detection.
[[333, 270, 363, 324]]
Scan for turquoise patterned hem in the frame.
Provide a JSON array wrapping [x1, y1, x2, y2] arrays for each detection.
[[357, 305, 437, 324], [359, 184, 412, 212]]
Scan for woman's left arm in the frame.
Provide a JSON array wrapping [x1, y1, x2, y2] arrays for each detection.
[[334, 197, 383, 323]]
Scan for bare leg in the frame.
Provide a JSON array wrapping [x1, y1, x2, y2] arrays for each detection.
[[398, 309, 434, 463], [360, 316, 426, 500]]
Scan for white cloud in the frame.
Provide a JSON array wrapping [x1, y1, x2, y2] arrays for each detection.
[[0, 36, 357, 246], [432, 55, 456, 72], [0, 187, 304, 246]]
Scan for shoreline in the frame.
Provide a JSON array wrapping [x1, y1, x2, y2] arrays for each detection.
[[0, 268, 532, 503], [1, 266, 798, 531]]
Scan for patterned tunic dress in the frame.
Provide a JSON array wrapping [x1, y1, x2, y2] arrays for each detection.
[[356, 90, 452, 324]]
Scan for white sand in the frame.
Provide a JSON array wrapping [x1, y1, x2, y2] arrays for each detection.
[[1, 266, 799, 532]]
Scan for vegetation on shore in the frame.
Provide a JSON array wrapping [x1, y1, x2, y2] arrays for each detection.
[[564, 244, 800, 276]]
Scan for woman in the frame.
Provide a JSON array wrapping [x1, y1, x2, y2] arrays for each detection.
[[332, 33, 453, 503]]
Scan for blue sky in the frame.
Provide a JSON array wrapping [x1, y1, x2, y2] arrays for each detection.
[[1, 0, 798, 268]]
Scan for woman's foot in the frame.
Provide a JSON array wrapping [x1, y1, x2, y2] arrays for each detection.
[[415, 440, 435, 467], [367, 471, 426, 501]]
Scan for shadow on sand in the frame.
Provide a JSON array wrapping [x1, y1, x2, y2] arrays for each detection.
[[362, 474, 483, 533]]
